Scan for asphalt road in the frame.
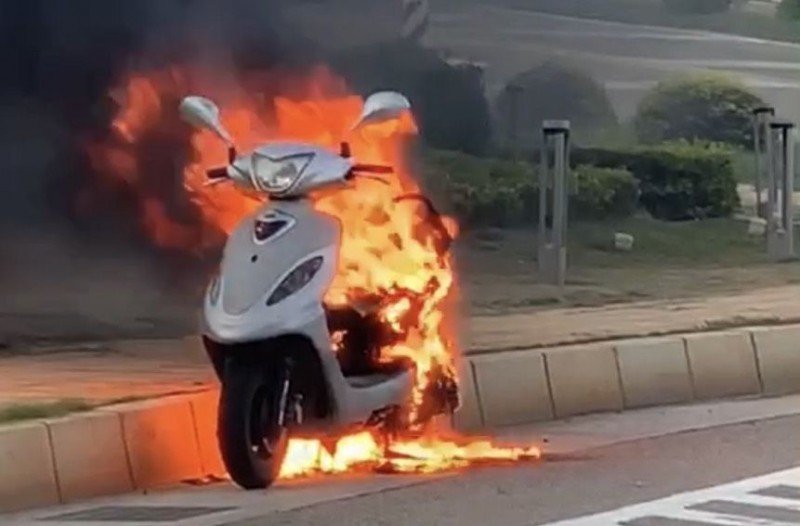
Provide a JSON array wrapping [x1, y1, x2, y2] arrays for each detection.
[[7, 395, 800, 526], [228, 413, 800, 526], [428, 2, 800, 122]]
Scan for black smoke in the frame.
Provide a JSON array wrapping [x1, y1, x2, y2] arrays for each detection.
[[0, 0, 367, 347], [0, 0, 326, 228]]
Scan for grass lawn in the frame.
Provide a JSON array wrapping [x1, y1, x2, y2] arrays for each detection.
[[457, 216, 800, 315], [0, 393, 176, 425], [0, 399, 93, 425], [497, 0, 800, 43]]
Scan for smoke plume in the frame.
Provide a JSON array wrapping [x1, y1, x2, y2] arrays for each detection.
[[0, 0, 391, 346]]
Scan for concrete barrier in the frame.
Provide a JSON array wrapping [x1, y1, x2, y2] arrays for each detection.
[[684, 331, 761, 400], [615, 337, 693, 408], [45, 412, 133, 503], [751, 326, 800, 395], [471, 352, 552, 427], [545, 343, 623, 418], [0, 422, 59, 512], [3, 324, 800, 513]]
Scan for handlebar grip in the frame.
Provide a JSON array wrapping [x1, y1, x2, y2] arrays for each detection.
[[206, 167, 228, 181], [352, 164, 394, 174]]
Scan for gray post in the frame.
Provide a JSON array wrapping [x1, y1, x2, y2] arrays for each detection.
[[767, 119, 796, 260], [538, 120, 571, 288], [752, 106, 775, 219]]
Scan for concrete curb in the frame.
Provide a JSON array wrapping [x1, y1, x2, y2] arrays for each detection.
[[2, 324, 800, 513], [459, 324, 800, 429], [0, 393, 222, 513]]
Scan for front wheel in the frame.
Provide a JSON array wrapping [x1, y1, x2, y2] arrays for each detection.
[[218, 357, 290, 489]]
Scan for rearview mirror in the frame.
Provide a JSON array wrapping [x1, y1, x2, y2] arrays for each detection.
[[352, 91, 411, 130], [179, 96, 233, 145]]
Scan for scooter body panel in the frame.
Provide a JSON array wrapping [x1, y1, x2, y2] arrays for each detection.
[[202, 199, 414, 429]]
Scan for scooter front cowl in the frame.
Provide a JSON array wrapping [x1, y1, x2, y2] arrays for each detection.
[[202, 200, 339, 346]]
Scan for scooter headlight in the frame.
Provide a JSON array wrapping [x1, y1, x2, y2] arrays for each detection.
[[267, 256, 324, 306], [252, 153, 314, 194]]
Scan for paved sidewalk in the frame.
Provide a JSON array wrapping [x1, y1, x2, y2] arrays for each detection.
[[1, 285, 798, 410], [469, 284, 800, 352], [0, 339, 215, 409]]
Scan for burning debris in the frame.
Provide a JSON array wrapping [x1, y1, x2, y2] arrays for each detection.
[[88, 64, 541, 480], [280, 432, 541, 479]]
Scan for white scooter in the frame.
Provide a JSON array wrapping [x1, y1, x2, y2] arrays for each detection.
[[179, 92, 459, 490]]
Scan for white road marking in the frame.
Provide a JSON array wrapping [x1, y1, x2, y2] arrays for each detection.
[[542, 467, 800, 525]]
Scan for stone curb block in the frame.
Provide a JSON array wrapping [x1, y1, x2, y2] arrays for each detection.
[[0, 392, 218, 514], [471, 352, 552, 427], [45, 412, 134, 503], [545, 343, 623, 419], [615, 337, 693, 409], [452, 361, 483, 432], [189, 389, 226, 478], [101, 396, 204, 490], [684, 331, 760, 400], [0, 422, 59, 513], [750, 326, 800, 395]]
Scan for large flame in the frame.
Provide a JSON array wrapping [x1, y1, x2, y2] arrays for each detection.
[[87, 66, 539, 478]]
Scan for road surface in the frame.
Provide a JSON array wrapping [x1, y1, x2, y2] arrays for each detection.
[[428, 2, 800, 122], [5, 395, 800, 525]]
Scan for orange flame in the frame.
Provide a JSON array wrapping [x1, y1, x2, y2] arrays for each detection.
[[87, 65, 539, 478], [279, 432, 540, 479]]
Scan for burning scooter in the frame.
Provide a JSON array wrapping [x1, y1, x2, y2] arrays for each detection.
[[179, 92, 460, 490]]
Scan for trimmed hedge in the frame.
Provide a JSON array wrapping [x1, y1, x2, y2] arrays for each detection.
[[634, 74, 765, 148], [425, 139, 739, 227], [573, 141, 740, 221], [423, 151, 638, 228]]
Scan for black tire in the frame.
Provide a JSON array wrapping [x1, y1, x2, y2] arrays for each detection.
[[218, 357, 289, 490]]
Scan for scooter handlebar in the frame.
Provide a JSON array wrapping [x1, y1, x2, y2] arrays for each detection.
[[351, 163, 394, 175], [206, 167, 229, 181]]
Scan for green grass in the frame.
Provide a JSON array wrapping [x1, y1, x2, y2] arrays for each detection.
[[499, 0, 800, 43], [0, 393, 173, 426], [568, 216, 780, 266], [469, 216, 787, 268], [459, 216, 800, 314], [0, 399, 93, 425]]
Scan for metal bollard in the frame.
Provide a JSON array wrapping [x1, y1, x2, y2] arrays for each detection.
[[752, 106, 775, 219], [766, 119, 796, 260], [538, 120, 571, 289]]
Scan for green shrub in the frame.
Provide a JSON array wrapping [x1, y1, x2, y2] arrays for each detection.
[[574, 141, 740, 220], [662, 0, 733, 14], [778, 0, 800, 20], [634, 74, 765, 148], [331, 42, 492, 155], [494, 61, 618, 147], [423, 150, 638, 227], [572, 166, 640, 220]]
